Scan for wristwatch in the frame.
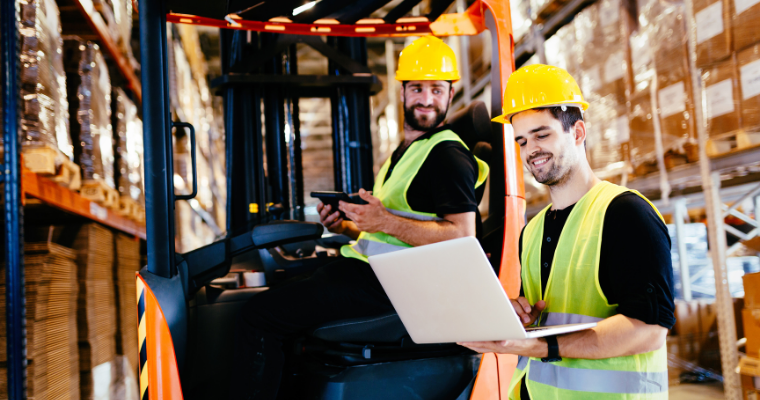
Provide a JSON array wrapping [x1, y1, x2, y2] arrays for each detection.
[[541, 336, 562, 362]]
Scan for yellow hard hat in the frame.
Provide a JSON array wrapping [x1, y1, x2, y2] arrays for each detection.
[[492, 64, 589, 124], [396, 36, 460, 82]]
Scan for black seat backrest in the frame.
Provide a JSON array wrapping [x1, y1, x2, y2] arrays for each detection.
[[445, 101, 493, 239]]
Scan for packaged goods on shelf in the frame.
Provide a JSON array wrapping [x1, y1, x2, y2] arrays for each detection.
[[545, 23, 577, 77], [18, 0, 73, 169], [738, 44, 760, 133], [702, 55, 742, 138], [574, 3, 600, 69], [651, 4, 698, 155], [733, 0, 760, 52], [64, 38, 116, 188], [511, 0, 532, 43], [0, 242, 80, 400], [112, 88, 144, 206], [692, 0, 732, 67], [585, 100, 630, 171]]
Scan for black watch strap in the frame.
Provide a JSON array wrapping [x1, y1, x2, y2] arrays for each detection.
[[541, 335, 561, 362]]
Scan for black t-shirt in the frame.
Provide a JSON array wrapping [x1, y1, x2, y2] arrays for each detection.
[[518, 192, 676, 327], [519, 192, 675, 399], [384, 125, 479, 216]]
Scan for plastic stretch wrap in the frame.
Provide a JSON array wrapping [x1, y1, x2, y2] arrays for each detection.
[[701, 55, 742, 138], [628, 91, 657, 166], [19, 0, 72, 159], [64, 38, 115, 187], [112, 88, 144, 203], [545, 23, 577, 77], [574, 3, 601, 69], [738, 44, 760, 133], [733, 0, 760, 52], [692, 0, 732, 67], [511, 0, 532, 43], [646, 2, 697, 154], [574, 0, 632, 172]]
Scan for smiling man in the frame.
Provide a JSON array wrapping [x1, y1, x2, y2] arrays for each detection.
[[230, 36, 489, 400], [459, 64, 675, 399]]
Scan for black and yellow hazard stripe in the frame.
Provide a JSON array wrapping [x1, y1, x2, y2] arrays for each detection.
[[137, 278, 149, 400]]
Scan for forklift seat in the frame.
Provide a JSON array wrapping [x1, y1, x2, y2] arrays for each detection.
[[310, 312, 407, 343]]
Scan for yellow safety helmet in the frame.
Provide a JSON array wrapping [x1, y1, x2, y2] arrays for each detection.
[[396, 36, 460, 82], [492, 64, 589, 124]]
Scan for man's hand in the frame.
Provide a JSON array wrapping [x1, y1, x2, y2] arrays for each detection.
[[512, 298, 546, 326], [317, 202, 347, 234], [458, 338, 546, 357], [339, 189, 390, 234]]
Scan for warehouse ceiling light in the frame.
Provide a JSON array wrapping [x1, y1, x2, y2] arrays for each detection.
[[293, 0, 320, 16]]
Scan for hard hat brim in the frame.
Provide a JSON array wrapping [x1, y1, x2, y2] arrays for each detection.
[[492, 101, 590, 125], [396, 73, 461, 82]]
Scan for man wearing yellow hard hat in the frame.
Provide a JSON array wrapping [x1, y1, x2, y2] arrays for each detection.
[[230, 36, 488, 399], [459, 64, 675, 399]]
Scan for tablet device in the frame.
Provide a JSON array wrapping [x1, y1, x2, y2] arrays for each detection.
[[311, 191, 367, 221]]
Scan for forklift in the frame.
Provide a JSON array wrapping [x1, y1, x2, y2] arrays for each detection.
[[136, 0, 524, 398]]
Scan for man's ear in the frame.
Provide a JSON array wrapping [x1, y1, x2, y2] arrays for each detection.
[[573, 120, 587, 147]]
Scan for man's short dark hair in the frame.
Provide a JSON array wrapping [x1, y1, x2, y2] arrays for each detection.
[[544, 106, 584, 132]]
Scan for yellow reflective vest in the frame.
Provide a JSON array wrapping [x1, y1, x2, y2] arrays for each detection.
[[341, 129, 489, 262], [509, 181, 669, 400]]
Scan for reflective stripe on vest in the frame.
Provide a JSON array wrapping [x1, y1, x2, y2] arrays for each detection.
[[508, 181, 668, 400], [526, 360, 668, 394], [341, 130, 489, 263]]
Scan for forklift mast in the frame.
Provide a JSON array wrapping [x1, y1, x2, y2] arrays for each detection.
[[136, 0, 525, 398]]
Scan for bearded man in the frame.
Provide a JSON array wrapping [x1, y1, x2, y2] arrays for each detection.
[[230, 36, 489, 400]]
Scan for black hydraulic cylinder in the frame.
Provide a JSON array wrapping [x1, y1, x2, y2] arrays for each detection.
[[140, 0, 175, 278], [2, 1, 27, 397]]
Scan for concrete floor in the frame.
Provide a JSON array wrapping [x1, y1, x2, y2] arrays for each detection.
[[669, 383, 725, 399]]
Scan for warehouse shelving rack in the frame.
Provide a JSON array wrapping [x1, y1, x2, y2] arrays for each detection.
[[2, 0, 146, 397]]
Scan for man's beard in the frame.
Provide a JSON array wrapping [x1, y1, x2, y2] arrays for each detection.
[[529, 151, 574, 187], [403, 102, 448, 131]]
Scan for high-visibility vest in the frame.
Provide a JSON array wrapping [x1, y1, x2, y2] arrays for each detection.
[[340, 129, 489, 263], [509, 181, 669, 400]]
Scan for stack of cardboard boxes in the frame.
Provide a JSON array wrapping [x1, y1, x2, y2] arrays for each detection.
[[741, 272, 760, 397]]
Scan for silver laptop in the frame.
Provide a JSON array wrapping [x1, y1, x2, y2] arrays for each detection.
[[368, 236, 597, 344]]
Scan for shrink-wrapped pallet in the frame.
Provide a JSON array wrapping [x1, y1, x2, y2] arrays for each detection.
[[650, 4, 698, 149], [628, 92, 656, 167], [701, 56, 742, 137], [64, 38, 115, 187], [545, 23, 578, 77], [18, 0, 72, 169], [574, 3, 601, 69], [693, 0, 732, 67], [738, 44, 760, 132], [733, 0, 760, 51], [112, 88, 144, 204], [511, 0, 532, 43], [585, 100, 630, 171]]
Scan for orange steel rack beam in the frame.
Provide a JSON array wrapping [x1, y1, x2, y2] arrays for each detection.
[[22, 167, 146, 239]]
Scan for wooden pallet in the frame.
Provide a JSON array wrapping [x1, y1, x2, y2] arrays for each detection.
[[80, 180, 120, 209], [706, 130, 760, 157], [50, 158, 82, 191], [633, 149, 696, 177], [117, 197, 145, 222], [22, 146, 60, 175]]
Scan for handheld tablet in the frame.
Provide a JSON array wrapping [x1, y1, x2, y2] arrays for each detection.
[[311, 191, 367, 221]]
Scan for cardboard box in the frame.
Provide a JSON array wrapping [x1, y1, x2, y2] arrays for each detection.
[[733, 0, 760, 52], [693, 0, 733, 67], [745, 272, 760, 309], [738, 44, 760, 132], [744, 308, 760, 357], [629, 92, 656, 167], [702, 56, 742, 137]]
